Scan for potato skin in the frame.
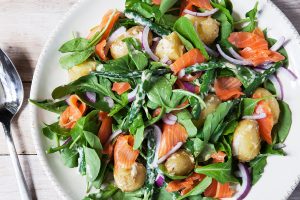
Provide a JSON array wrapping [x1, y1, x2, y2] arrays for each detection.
[[185, 14, 220, 45], [232, 120, 261, 162], [253, 88, 280, 124], [155, 32, 184, 61], [68, 60, 96, 81], [193, 94, 222, 127], [110, 26, 152, 59], [114, 163, 146, 192], [164, 150, 195, 176]]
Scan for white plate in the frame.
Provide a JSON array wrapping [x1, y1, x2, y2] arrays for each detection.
[[30, 0, 300, 199]]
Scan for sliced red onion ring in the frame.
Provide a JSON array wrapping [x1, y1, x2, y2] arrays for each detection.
[[270, 36, 286, 52], [103, 96, 114, 108], [153, 37, 161, 42], [128, 86, 138, 102], [178, 69, 186, 79], [162, 113, 177, 125], [142, 26, 159, 61], [278, 67, 298, 80], [161, 56, 171, 64], [155, 174, 165, 187], [183, 8, 219, 17], [157, 142, 183, 165], [242, 113, 266, 120], [233, 163, 251, 200], [150, 125, 162, 168], [269, 75, 283, 100], [216, 44, 252, 66], [105, 129, 122, 145], [65, 96, 71, 105], [86, 92, 96, 103], [182, 81, 197, 93], [228, 47, 244, 60], [104, 26, 126, 53]]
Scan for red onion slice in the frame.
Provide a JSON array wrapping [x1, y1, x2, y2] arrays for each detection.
[[183, 8, 219, 17], [155, 174, 165, 187], [128, 86, 138, 102], [104, 26, 126, 53], [86, 92, 96, 103], [217, 44, 252, 66], [233, 163, 251, 200], [269, 75, 283, 100], [162, 113, 177, 125], [142, 26, 159, 61], [278, 67, 298, 80], [105, 129, 122, 145], [150, 125, 162, 168], [270, 36, 286, 52], [228, 47, 244, 60], [157, 142, 183, 165], [242, 113, 266, 120], [103, 96, 115, 108]]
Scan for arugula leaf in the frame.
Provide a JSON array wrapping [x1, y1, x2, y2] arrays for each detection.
[[76, 92, 110, 112], [177, 177, 212, 200], [273, 100, 292, 143], [29, 99, 68, 114], [59, 47, 94, 69], [226, 63, 257, 88], [195, 159, 238, 183], [174, 17, 209, 59], [261, 144, 286, 156], [59, 37, 90, 53], [249, 155, 267, 185], [158, 164, 189, 180], [83, 184, 119, 200], [133, 125, 145, 150], [42, 122, 70, 140], [60, 148, 79, 168], [200, 69, 216, 95], [189, 96, 201, 120], [241, 2, 258, 32], [202, 101, 234, 142], [84, 147, 101, 181], [198, 143, 216, 162], [176, 109, 198, 137]]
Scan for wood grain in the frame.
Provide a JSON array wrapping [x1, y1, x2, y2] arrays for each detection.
[[0, 0, 299, 199]]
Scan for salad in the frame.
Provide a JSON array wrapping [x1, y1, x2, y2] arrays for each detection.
[[30, 0, 296, 199]]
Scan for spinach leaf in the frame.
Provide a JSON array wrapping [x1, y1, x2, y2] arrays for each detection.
[[176, 32, 194, 51], [226, 63, 257, 88], [29, 99, 68, 114], [60, 148, 79, 168], [133, 125, 145, 150], [78, 148, 86, 175], [242, 98, 263, 116], [174, 16, 209, 59], [159, 14, 178, 29], [194, 159, 238, 183], [84, 131, 102, 151], [189, 96, 201, 119], [59, 37, 90, 53], [261, 144, 286, 156], [83, 184, 119, 200], [76, 92, 110, 112], [202, 101, 234, 142], [147, 76, 173, 107], [198, 143, 216, 162], [172, 89, 206, 108], [126, 1, 162, 21], [241, 2, 258, 32], [157, 187, 175, 200], [59, 47, 94, 69], [200, 69, 215, 95], [158, 164, 189, 180], [84, 147, 101, 181], [273, 100, 292, 143], [249, 155, 267, 185], [176, 109, 198, 137], [177, 177, 212, 200], [160, 0, 178, 15], [42, 122, 70, 140]]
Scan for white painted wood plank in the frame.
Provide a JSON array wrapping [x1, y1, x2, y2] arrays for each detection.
[[0, 155, 59, 200]]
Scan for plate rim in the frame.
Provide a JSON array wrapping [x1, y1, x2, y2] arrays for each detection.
[[29, 0, 300, 199]]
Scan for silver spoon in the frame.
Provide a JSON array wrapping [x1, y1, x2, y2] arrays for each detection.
[[0, 48, 32, 200]]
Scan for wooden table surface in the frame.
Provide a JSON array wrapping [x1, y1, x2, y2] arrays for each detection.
[[0, 0, 299, 199]]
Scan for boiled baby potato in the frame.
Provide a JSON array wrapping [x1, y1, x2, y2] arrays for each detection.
[[165, 150, 195, 176], [232, 120, 261, 162], [114, 163, 146, 192], [110, 26, 153, 59], [193, 94, 222, 127], [185, 14, 220, 45], [68, 60, 96, 81], [155, 32, 184, 61], [253, 88, 280, 124]]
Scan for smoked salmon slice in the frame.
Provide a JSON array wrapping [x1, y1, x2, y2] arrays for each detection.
[[166, 173, 205, 194], [152, 0, 161, 5], [240, 48, 285, 66], [171, 49, 205, 74], [214, 77, 244, 101], [59, 95, 86, 129], [158, 123, 188, 158], [183, 0, 213, 12], [95, 39, 108, 61], [98, 112, 112, 145], [204, 179, 235, 198], [112, 82, 131, 95], [211, 151, 226, 163], [114, 135, 139, 169]]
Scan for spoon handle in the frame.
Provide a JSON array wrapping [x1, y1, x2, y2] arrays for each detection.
[[2, 122, 32, 200]]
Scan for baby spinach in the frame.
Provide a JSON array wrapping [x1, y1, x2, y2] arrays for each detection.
[[242, 98, 263, 116], [59, 37, 90, 53], [147, 76, 173, 107], [158, 164, 189, 180], [124, 37, 149, 70], [42, 122, 70, 140], [249, 155, 267, 185], [189, 96, 201, 120], [29, 99, 68, 114], [60, 148, 79, 168], [273, 100, 292, 143], [177, 176, 212, 200], [200, 69, 216, 95], [83, 184, 119, 200], [133, 125, 145, 150], [59, 47, 94, 69], [159, 0, 178, 15], [84, 131, 102, 151], [174, 16, 209, 59], [126, 1, 162, 21], [185, 137, 206, 158], [195, 159, 237, 183], [84, 147, 101, 181], [176, 109, 198, 137]]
